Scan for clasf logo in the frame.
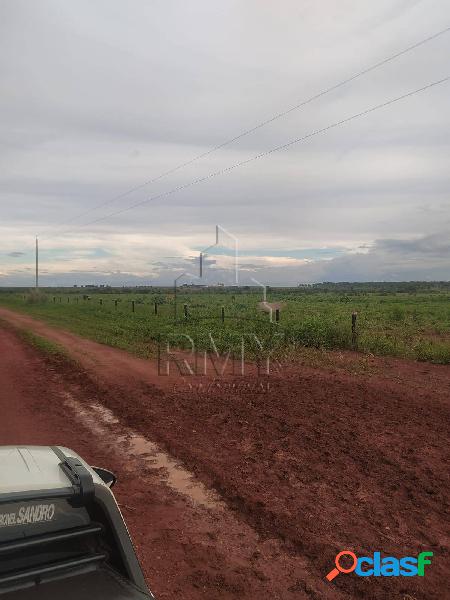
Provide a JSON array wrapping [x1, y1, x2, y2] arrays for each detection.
[[326, 550, 433, 580]]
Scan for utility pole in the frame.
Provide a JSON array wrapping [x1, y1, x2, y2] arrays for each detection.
[[35, 236, 39, 289]]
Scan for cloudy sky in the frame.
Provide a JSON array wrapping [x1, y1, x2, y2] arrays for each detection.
[[1, 0, 449, 286]]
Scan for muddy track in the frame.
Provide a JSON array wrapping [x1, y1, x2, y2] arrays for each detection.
[[0, 307, 448, 599]]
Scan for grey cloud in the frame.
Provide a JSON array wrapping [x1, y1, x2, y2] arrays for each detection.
[[1, 232, 447, 287], [1, 1, 450, 284], [375, 233, 450, 257], [240, 232, 450, 284]]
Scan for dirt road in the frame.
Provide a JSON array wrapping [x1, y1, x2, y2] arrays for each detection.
[[0, 308, 448, 599], [0, 321, 333, 600]]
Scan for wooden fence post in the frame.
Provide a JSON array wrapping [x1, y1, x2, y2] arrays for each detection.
[[221, 306, 225, 323], [184, 304, 188, 320], [352, 311, 358, 349], [275, 308, 280, 322], [154, 302, 158, 315], [132, 300, 135, 313], [114, 299, 118, 309]]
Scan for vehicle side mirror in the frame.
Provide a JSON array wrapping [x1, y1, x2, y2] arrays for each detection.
[[92, 467, 117, 488]]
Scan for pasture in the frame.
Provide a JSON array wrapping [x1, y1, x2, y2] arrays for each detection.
[[1, 283, 449, 364]]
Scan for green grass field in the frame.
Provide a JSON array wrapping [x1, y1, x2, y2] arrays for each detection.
[[0, 284, 449, 364]]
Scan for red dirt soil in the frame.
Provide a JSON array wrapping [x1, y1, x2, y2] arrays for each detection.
[[0, 307, 448, 599]]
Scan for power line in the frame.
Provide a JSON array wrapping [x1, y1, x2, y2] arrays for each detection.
[[43, 25, 450, 236], [49, 75, 450, 237]]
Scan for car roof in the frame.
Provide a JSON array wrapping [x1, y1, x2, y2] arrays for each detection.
[[0, 446, 103, 494]]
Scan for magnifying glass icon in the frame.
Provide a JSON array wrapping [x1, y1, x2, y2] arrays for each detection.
[[326, 550, 357, 581]]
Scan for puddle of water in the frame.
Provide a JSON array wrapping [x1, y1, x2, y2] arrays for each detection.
[[61, 392, 222, 510], [88, 402, 119, 425], [126, 434, 218, 507]]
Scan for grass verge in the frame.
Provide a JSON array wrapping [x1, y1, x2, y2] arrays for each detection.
[[17, 327, 77, 366], [0, 316, 77, 369]]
